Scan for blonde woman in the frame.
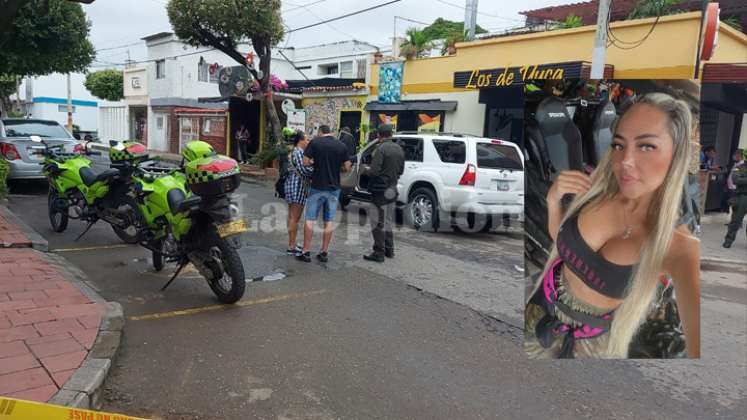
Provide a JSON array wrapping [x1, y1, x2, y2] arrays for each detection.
[[525, 92, 700, 359]]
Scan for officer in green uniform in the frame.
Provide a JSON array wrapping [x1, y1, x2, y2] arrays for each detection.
[[723, 149, 747, 248], [363, 124, 405, 262]]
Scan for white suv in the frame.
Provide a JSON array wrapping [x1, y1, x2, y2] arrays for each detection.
[[341, 133, 524, 231]]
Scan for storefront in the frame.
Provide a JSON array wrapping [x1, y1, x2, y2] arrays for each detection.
[[368, 11, 746, 143]]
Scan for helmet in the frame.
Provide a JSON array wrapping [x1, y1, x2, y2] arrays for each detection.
[[109, 141, 147, 163], [282, 126, 295, 139], [181, 140, 217, 163]]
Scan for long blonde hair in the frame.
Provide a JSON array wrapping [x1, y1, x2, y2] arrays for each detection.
[[532, 92, 693, 358]]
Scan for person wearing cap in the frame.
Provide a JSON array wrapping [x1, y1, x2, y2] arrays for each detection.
[[362, 124, 405, 263]]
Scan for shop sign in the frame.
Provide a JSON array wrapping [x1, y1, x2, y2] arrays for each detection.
[[454, 63, 580, 89], [287, 110, 306, 132]]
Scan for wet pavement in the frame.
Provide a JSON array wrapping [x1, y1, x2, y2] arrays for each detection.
[[5, 178, 745, 420]]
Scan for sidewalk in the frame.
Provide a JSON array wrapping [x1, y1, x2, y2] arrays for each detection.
[[699, 213, 746, 264], [0, 207, 123, 409]]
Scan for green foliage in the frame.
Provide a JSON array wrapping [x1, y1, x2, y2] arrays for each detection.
[[556, 13, 583, 29], [0, 157, 9, 199], [0, 0, 95, 77], [167, 0, 284, 53], [84, 70, 124, 101], [420, 18, 487, 42], [722, 16, 742, 32], [400, 27, 432, 59], [629, 0, 683, 19]]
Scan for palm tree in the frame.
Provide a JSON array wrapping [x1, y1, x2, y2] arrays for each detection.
[[399, 27, 432, 60]]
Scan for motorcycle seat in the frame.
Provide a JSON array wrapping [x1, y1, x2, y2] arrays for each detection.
[[79, 167, 120, 187], [535, 96, 583, 175]]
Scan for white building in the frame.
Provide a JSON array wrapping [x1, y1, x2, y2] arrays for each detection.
[[136, 32, 385, 155], [15, 73, 101, 133]]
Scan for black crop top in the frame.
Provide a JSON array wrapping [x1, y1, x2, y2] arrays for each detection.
[[555, 213, 634, 299]]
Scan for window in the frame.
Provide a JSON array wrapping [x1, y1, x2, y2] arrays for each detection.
[[395, 137, 423, 162], [356, 58, 367, 78], [198, 57, 208, 82], [209, 64, 221, 83], [2, 120, 72, 138], [156, 117, 163, 130], [340, 61, 353, 78], [156, 60, 166, 79], [202, 117, 225, 137], [57, 105, 76, 113], [432, 139, 466, 164], [318, 63, 338, 75], [476, 143, 523, 170]]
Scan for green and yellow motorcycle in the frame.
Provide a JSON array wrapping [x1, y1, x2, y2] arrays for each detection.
[[127, 141, 247, 303], [32, 136, 138, 241]]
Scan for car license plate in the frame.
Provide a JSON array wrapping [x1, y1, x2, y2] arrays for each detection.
[[217, 219, 247, 238], [497, 180, 510, 191], [28, 147, 44, 160]]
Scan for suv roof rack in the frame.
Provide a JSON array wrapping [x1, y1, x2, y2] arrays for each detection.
[[395, 131, 473, 138]]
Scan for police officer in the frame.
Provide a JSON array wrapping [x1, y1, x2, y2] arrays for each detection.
[[363, 124, 405, 262], [723, 149, 747, 248]]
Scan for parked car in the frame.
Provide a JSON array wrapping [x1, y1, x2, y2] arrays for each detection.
[[0, 119, 81, 180], [341, 132, 525, 232]]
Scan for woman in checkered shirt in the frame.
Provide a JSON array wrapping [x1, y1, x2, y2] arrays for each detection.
[[285, 131, 314, 255]]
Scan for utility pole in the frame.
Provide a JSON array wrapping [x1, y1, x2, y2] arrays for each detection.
[[464, 0, 478, 40], [590, 0, 611, 79], [66, 73, 73, 132]]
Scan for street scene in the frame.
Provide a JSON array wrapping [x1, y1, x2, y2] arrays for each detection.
[[1, 0, 747, 419]]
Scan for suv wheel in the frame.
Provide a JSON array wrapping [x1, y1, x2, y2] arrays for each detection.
[[408, 187, 439, 231]]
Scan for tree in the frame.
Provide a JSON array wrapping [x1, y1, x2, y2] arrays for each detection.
[[84, 70, 124, 101], [555, 13, 583, 30], [167, 0, 285, 148], [629, 0, 683, 19], [399, 28, 432, 59], [0, 0, 95, 117], [420, 18, 487, 43]]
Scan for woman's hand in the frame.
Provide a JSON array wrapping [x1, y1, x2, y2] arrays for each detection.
[[547, 170, 592, 204], [547, 170, 592, 241]]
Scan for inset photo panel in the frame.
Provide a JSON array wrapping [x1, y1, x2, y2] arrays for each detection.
[[522, 79, 702, 359]]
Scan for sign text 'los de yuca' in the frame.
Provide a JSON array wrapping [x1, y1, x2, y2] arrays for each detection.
[[453, 64, 569, 89]]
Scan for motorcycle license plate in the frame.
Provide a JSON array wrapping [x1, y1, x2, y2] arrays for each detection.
[[217, 219, 247, 238]]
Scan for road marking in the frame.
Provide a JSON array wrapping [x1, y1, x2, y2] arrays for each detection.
[[0, 397, 146, 420], [129, 289, 327, 321], [53, 244, 131, 252]]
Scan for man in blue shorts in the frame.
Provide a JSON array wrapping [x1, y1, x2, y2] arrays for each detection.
[[298, 125, 352, 262]]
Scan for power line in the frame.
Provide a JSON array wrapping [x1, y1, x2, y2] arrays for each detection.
[[606, 0, 661, 50], [96, 41, 143, 52], [88, 0, 404, 68], [287, 0, 403, 33], [283, 0, 331, 14], [434, 0, 524, 23]]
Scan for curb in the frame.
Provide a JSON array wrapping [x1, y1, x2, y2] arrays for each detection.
[[701, 257, 746, 267], [0, 205, 49, 251], [0, 205, 124, 411]]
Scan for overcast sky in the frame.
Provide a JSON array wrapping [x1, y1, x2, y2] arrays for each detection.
[[86, 0, 571, 69]]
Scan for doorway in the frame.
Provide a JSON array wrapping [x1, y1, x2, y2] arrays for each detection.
[[339, 110, 362, 142], [229, 97, 261, 160]]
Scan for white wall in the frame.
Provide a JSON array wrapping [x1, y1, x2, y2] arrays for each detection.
[[30, 102, 98, 132], [18, 73, 98, 103], [124, 67, 148, 105], [741, 113, 747, 150], [99, 106, 129, 141]]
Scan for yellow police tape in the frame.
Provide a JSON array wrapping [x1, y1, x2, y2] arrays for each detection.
[[0, 397, 149, 420]]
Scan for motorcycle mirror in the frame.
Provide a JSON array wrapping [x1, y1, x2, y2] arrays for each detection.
[[30, 135, 43, 143]]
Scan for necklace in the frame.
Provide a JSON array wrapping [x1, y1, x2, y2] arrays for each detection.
[[622, 206, 633, 239]]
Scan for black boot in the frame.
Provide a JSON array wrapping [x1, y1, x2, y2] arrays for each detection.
[[363, 253, 385, 263]]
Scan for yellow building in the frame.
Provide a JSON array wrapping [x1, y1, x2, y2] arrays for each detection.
[[366, 11, 747, 140]]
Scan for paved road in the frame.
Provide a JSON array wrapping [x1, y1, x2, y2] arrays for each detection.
[[6, 177, 745, 420]]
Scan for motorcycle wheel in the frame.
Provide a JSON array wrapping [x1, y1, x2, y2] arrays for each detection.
[[48, 189, 68, 233], [111, 195, 142, 244], [205, 235, 245, 304]]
